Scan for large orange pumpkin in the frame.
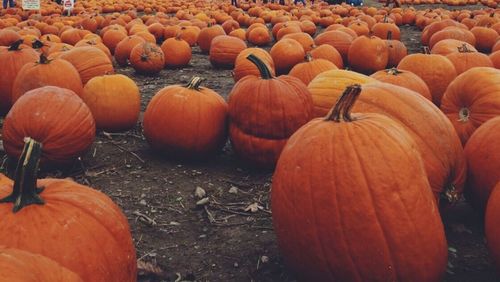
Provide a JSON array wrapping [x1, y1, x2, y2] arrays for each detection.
[[11, 54, 84, 102], [464, 117, 500, 211], [445, 44, 493, 75], [0, 247, 82, 281], [307, 69, 376, 117], [486, 183, 500, 271], [0, 138, 137, 282], [82, 74, 140, 132], [272, 85, 447, 282], [228, 54, 313, 167], [2, 86, 95, 164], [371, 68, 432, 101], [0, 40, 38, 115], [398, 50, 457, 106], [440, 67, 500, 145], [143, 77, 228, 158]]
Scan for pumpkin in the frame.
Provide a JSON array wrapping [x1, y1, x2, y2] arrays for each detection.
[[2, 86, 95, 164], [398, 49, 457, 106], [289, 53, 338, 86], [233, 47, 275, 82], [114, 35, 146, 66], [130, 42, 165, 74], [57, 46, 114, 85], [247, 26, 272, 46], [431, 39, 477, 56], [61, 28, 91, 46], [307, 69, 376, 117], [490, 50, 500, 69], [102, 29, 128, 54], [348, 35, 389, 74], [74, 39, 113, 62], [385, 31, 408, 68], [272, 85, 447, 282], [228, 54, 313, 167], [0, 247, 82, 282], [486, 183, 500, 271], [11, 54, 83, 103], [464, 117, 500, 211], [0, 29, 22, 46], [270, 38, 305, 74], [313, 30, 354, 62], [209, 35, 247, 68], [310, 44, 344, 69], [470, 26, 498, 53], [282, 32, 315, 52], [428, 27, 476, 49], [440, 67, 500, 145], [445, 44, 493, 75], [197, 24, 226, 53], [82, 74, 140, 132], [0, 138, 137, 282], [0, 40, 38, 115], [161, 36, 192, 68], [143, 77, 228, 158], [372, 18, 401, 40], [371, 68, 432, 101]]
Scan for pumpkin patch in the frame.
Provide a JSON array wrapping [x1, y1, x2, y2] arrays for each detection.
[[0, 0, 499, 280]]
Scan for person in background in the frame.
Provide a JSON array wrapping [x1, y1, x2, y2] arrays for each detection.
[[2, 0, 14, 9], [231, 0, 237, 6], [294, 0, 306, 5]]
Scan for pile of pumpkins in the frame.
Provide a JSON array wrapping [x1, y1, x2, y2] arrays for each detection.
[[1, 0, 500, 280]]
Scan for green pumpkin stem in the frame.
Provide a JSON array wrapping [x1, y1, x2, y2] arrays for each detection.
[[186, 76, 203, 90], [8, 40, 24, 51], [246, 54, 273, 80], [326, 84, 362, 122], [0, 138, 45, 213]]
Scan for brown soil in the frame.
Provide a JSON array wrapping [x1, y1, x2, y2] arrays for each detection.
[[1, 2, 498, 281]]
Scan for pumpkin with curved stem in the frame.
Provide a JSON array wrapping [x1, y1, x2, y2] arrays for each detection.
[[209, 35, 247, 69], [130, 42, 165, 74], [161, 36, 192, 68], [371, 68, 432, 101], [11, 54, 83, 103], [228, 54, 313, 167], [0, 247, 83, 282], [441, 67, 500, 145], [486, 183, 500, 271], [398, 47, 457, 106], [57, 46, 114, 85], [82, 74, 140, 132], [272, 85, 447, 282], [143, 77, 228, 158], [233, 48, 275, 82], [308, 69, 376, 117], [270, 38, 305, 75], [0, 138, 137, 282], [3, 86, 95, 164], [445, 44, 493, 75], [348, 35, 389, 74], [464, 117, 500, 212], [289, 53, 338, 86], [0, 40, 38, 115]]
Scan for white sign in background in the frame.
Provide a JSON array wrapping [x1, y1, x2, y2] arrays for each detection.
[[22, 0, 40, 10]]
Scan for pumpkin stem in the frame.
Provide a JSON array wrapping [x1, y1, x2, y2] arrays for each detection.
[[186, 76, 204, 90], [326, 84, 362, 122], [246, 54, 273, 79], [8, 40, 24, 51], [440, 184, 460, 205], [387, 30, 393, 41], [0, 138, 45, 213], [458, 43, 472, 53], [458, 107, 470, 122], [423, 46, 430, 54], [32, 39, 45, 49], [38, 54, 51, 64], [305, 52, 313, 62], [387, 67, 402, 75]]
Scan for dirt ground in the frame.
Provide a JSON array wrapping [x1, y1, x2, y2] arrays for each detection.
[[1, 2, 499, 281]]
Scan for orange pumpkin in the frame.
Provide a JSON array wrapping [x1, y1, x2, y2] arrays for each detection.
[[161, 36, 192, 68], [470, 26, 498, 53], [431, 39, 477, 56], [197, 24, 226, 53], [130, 42, 165, 74], [233, 47, 275, 82], [310, 44, 344, 69], [0, 138, 137, 282], [114, 35, 146, 66], [228, 54, 313, 167], [314, 30, 354, 62], [348, 35, 389, 74], [247, 26, 272, 46], [209, 35, 247, 68], [270, 38, 305, 74], [11, 54, 83, 102], [272, 85, 447, 282], [486, 183, 500, 271], [385, 31, 408, 67], [57, 46, 114, 84], [464, 117, 500, 212], [371, 68, 432, 101], [3, 86, 95, 164], [143, 77, 228, 158], [445, 44, 493, 75], [441, 67, 500, 145], [289, 54, 338, 85]]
